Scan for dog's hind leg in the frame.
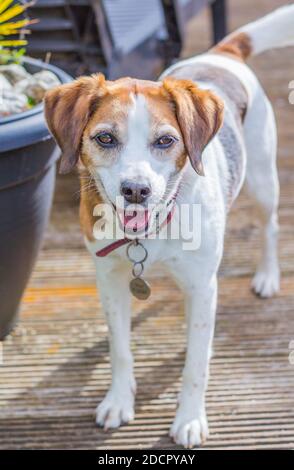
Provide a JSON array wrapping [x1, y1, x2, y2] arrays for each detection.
[[244, 89, 280, 297]]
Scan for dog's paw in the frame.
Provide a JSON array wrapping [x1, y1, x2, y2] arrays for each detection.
[[251, 268, 280, 298], [96, 386, 135, 429], [170, 412, 209, 448]]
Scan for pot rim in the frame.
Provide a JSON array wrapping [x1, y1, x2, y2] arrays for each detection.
[[0, 57, 72, 152], [0, 102, 43, 125]]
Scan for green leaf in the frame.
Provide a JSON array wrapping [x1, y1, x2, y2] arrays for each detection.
[[27, 96, 37, 108]]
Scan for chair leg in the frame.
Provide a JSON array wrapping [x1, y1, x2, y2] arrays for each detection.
[[211, 0, 227, 45]]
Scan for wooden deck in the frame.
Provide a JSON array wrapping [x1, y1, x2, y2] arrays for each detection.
[[1, 0, 294, 449]]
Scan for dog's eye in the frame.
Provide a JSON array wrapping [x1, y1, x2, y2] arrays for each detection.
[[154, 135, 177, 149], [95, 132, 117, 148]]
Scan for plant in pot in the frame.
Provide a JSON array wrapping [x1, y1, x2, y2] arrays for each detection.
[[0, 0, 72, 339]]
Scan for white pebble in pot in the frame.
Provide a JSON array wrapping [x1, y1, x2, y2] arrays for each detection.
[[0, 64, 29, 85], [15, 70, 61, 103], [0, 74, 12, 92], [0, 90, 29, 117]]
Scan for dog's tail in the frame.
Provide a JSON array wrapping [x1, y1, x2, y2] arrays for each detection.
[[212, 5, 294, 61]]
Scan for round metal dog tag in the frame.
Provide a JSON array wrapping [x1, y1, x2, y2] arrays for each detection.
[[130, 277, 151, 300]]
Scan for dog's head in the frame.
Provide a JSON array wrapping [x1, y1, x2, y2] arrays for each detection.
[[45, 74, 223, 233]]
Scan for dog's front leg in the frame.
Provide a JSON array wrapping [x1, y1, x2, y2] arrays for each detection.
[[95, 265, 135, 429], [170, 272, 217, 448]]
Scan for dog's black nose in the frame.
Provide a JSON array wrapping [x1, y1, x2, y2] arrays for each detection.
[[120, 180, 151, 204]]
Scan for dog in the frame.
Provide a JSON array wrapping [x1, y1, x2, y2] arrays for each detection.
[[44, 5, 294, 448]]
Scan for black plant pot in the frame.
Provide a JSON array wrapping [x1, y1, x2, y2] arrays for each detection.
[[0, 57, 72, 340]]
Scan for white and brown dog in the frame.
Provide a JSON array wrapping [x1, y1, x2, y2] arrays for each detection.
[[45, 6, 294, 448]]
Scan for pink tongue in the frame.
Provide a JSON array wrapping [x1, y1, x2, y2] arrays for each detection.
[[123, 209, 149, 232]]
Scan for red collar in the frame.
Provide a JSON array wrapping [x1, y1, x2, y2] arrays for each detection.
[[96, 206, 175, 257]]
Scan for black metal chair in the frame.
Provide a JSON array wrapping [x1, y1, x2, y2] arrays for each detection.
[[27, 0, 227, 78]]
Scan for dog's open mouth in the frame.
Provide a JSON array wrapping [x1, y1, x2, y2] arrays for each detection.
[[113, 184, 180, 237], [116, 206, 152, 235], [109, 178, 181, 237]]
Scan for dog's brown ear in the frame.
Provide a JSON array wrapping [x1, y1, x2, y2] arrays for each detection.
[[163, 77, 224, 176], [44, 73, 106, 174]]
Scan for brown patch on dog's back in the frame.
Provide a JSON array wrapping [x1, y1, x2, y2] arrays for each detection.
[[211, 32, 252, 62], [167, 63, 248, 123]]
